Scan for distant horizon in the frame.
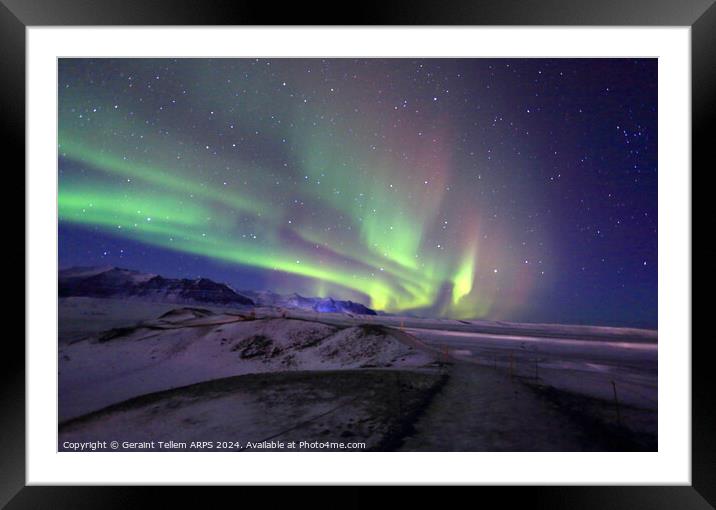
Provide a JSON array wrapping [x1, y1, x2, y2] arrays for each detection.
[[57, 257, 658, 330]]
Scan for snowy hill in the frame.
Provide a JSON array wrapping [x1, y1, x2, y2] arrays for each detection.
[[59, 307, 436, 420]]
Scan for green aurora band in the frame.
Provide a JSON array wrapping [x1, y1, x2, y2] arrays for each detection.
[[59, 59, 544, 318]]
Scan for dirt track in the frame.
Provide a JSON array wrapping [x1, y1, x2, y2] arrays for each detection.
[[384, 327, 653, 451]]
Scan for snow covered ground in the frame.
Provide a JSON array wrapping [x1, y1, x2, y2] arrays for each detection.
[[250, 307, 657, 413], [59, 306, 436, 421], [59, 369, 444, 452], [58, 297, 657, 450], [402, 327, 657, 412], [59, 297, 239, 343]]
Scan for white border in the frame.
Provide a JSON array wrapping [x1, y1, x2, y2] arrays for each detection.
[[27, 27, 691, 485]]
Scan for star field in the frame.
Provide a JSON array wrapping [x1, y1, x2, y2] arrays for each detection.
[[58, 58, 657, 327]]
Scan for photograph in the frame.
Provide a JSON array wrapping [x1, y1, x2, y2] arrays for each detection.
[[56, 57, 658, 453]]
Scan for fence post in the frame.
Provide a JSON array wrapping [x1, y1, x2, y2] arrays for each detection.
[[509, 352, 514, 379], [611, 380, 622, 426], [535, 358, 539, 382]]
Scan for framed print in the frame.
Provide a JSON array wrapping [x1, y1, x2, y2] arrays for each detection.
[[4, 0, 710, 505]]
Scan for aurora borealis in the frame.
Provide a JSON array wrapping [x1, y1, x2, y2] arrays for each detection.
[[58, 59, 657, 326]]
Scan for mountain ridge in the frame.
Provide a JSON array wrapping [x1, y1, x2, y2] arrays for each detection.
[[59, 266, 377, 315]]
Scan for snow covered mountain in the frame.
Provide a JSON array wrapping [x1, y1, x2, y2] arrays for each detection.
[[59, 266, 255, 306], [240, 290, 377, 315], [58, 266, 378, 315]]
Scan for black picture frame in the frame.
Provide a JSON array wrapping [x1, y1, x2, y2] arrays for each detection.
[[4, 0, 708, 506]]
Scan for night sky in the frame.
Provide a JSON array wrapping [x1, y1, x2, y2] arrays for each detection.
[[58, 58, 657, 328]]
